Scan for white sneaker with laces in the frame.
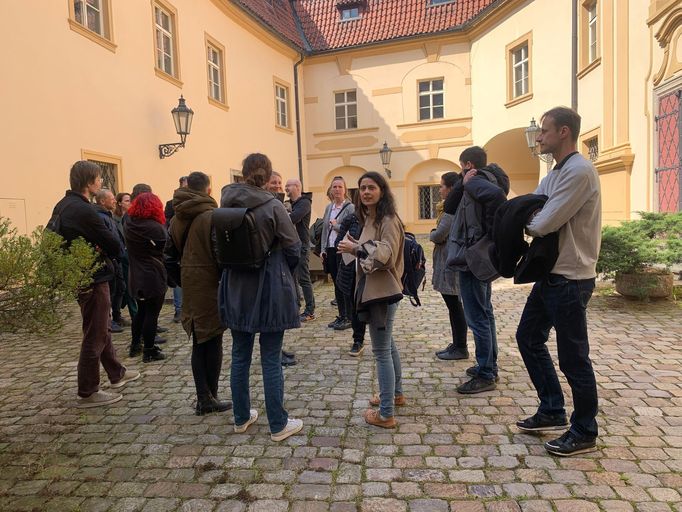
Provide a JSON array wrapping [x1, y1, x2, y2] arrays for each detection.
[[234, 409, 258, 433], [270, 418, 303, 442], [110, 369, 141, 389]]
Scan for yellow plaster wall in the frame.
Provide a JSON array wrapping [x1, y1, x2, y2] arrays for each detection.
[[0, 0, 300, 233]]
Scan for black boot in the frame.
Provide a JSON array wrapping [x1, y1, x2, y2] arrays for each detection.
[[143, 345, 166, 363], [129, 342, 142, 357], [195, 395, 232, 416]]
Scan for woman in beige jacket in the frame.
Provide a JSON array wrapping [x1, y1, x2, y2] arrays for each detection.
[[338, 171, 404, 428]]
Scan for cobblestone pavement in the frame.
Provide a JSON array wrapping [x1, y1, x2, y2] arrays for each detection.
[[0, 268, 681, 511]]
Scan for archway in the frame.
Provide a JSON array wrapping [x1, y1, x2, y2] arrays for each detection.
[[483, 128, 540, 197]]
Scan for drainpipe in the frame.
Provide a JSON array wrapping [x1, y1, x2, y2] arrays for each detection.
[[571, 0, 578, 110], [294, 53, 305, 187]]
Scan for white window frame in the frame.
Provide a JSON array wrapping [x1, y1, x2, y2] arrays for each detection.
[[207, 44, 223, 103], [275, 83, 289, 128], [335, 90, 358, 130], [154, 4, 176, 77], [74, 0, 105, 35], [587, 2, 598, 63], [418, 78, 444, 121], [512, 44, 529, 99], [340, 7, 360, 20]]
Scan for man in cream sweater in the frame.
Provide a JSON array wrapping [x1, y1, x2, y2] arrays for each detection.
[[515, 107, 602, 457]]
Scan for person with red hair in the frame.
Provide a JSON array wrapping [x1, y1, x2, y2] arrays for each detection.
[[124, 192, 168, 362]]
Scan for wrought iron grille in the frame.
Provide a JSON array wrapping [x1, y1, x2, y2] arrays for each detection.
[[418, 185, 440, 219], [586, 136, 599, 162], [89, 159, 118, 195], [655, 89, 681, 212]]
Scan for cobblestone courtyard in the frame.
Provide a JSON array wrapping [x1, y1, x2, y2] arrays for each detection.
[[0, 271, 681, 511]]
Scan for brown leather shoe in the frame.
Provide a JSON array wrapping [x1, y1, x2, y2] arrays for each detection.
[[369, 394, 406, 407], [364, 408, 396, 428]]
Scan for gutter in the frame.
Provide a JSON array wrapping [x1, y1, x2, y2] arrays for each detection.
[[571, 0, 578, 109], [293, 53, 305, 186]]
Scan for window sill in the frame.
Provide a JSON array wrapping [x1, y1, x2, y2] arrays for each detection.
[[314, 127, 379, 137], [577, 57, 601, 80], [68, 19, 116, 53], [505, 92, 533, 109], [397, 117, 471, 129], [155, 68, 183, 88], [275, 124, 294, 134], [208, 97, 230, 112]]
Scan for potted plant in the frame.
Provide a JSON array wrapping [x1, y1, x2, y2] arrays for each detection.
[[597, 212, 682, 300]]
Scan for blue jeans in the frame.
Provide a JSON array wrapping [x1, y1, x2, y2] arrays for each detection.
[[516, 274, 598, 438], [173, 286, 183, 313], [458, 271, 498, 381], [369, 302, 402, 418], [230, 330, 287, 433]]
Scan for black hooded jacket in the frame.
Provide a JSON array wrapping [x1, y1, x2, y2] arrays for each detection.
[[289, 192, 312, 246]]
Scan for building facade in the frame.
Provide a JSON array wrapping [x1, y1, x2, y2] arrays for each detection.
[[1, 0, 681, 234]]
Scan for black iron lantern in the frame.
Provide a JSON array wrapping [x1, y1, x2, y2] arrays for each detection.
[[379, 141, 392, 178], [159, 96, 194, 159]]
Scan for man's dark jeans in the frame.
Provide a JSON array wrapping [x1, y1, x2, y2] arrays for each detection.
[[192, 334, 223, 400], [296, 247, 315, 315], [516, 274, 598, 438], [458, 270, 498, 381], [77, 281, 125, 397]]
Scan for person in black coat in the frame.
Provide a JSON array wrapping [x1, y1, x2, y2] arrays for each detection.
[[47, 160, 138, 408], [165, 176, 188, 323], [334, 212, 366, 355], [124, 193, 168, 363]]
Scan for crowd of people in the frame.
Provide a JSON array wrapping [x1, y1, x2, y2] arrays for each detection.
[[48, 106, 602, 455]]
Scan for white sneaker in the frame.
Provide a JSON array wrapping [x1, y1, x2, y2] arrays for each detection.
[[110, 369, 141, 389], [234, 409, 258, 433], [76, 390, 122, 408], [270, 418, 303, 442]]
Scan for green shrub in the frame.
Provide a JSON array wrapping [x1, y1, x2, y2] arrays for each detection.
[[0, 217, 99, 334], [597, 212, 682, 278]]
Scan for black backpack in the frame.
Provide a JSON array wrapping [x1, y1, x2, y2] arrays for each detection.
[[309, 218, 324, 256], [402, 232, 426, 306], [213, 198, 275, 270]]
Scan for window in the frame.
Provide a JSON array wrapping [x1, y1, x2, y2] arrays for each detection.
[[275, 83, 289, 128], [205, 35, 227, 107], [153, 2, 179, 79], [418, 185, 440, 220], [429, 0, 454, 5], [335, 90, 357, 130], [587, 3, 597, 63], [512, 44, 529, 98], [418, 79, 444, 121], [68, 0, 115, 50], [505, 33, 532, 106], [340, 7, 360, 20], [584, 136, 599, 162], [82, 150, 122, 196]]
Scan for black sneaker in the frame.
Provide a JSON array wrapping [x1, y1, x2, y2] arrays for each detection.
[[154, 335, 167, 345], [328, 316, 341, 328], [282, 349, 295, 358], [457, 376, 496, 394], [435, 343, 454, 356], [157, 326, 168, 333], [348, 343, 365, 357], [281, 353, 297, 367], [334, 318, 352, 330], [544, 430, 597, 457], [110, 322, 124, 333], [330, 299, 337, 306], [437, 347, 469, 361], [465, 365, 500, 382], [129, 344, 142, 357], [195, 396, 233, 416], [143, 346, 166, 363], [516, 412, 569, 432]]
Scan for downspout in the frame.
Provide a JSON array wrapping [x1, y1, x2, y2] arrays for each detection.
[[571, 0, 578, 109], [294, 53, 305, 186]]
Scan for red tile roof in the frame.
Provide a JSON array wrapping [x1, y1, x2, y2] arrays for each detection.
[[233, 0, 503, 53]]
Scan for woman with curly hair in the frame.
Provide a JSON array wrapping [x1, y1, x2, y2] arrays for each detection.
[[338, 171, 405, 428], [124, 192, 168, 362]]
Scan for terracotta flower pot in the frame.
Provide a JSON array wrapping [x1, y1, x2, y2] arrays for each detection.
[[615, 270, 674, 299]]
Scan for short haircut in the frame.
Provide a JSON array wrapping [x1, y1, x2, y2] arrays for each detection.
[[187, 171, 210, 192], [69, 160, 101, 192], [542, 106, 581, 142], [95, 189, 113, 205], [459, 146, 487, 169], [441, 171, 461, 188], [131, 183, 152, 200]]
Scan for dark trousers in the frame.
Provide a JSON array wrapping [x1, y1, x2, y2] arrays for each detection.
[[131, 296, 164, 349], [296, 248, 315, 315], [325, 248, 346, 319], [516, 274, 598, 438], [77, 282, 125, 397], [343, 279, 366, 344], [110, 272, 125, 323], [441, 293, 468, 349], [192, 334, 224, 400]]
